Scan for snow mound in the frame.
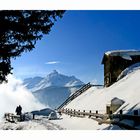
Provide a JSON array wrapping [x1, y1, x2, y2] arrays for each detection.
[[31, 108, 58, 120], [117, 62, 140, 80]]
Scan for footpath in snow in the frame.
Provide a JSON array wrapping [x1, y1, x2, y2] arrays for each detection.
[[0, 117, 64, 130]]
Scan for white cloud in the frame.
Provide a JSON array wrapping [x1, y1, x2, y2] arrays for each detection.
[[0, 75, 46, 119], [45, 61, 60, 65]]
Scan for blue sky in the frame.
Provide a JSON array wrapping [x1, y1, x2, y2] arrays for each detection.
[[11, 10, 140, 84]]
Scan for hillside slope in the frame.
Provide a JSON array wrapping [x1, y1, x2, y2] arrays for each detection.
[[65, 66, 140, 114], [50, 65, 140, 129]]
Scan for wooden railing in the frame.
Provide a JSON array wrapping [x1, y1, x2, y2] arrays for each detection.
[[110, 114, 140, 122], [5, 113, 19, 122], [58, 108, 108, 120], [58, 108, 140, 130], [57, 83, 92, 110], [4, 113, 25, 122], [109, 110, 140, 129]]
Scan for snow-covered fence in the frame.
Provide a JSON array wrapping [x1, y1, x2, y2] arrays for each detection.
[[4, 113, 27, 123], [4, 113, 22, 123], [57, 83, 92, 110], [110, 114, 140, 121], [59, 108, 107, 120], [59, 108, 140, 129], [108, 109, 140, 129], [110, 111, 140, 122]]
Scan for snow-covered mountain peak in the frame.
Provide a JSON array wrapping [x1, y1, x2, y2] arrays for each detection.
[[47, 70, 59, 77], [23, 70, 84, 92]]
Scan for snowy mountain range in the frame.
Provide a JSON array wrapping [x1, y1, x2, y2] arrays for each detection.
[[23, 70, 84, 109]]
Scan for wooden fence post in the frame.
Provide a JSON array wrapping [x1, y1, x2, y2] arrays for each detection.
[[120, 110, 123, 115], [89, 110, 92, 118], [83, 110, 85, 117], [68, 109, 69, 115], [69, 109, 71, 115], [133, 110, 139, 127], [109, 110, 112, 115], [78, 110, 80, 116], [70, 109, 72, 117], [74, 109, 76, 117], [33, 114, 35, 120], [58, 110, 62, 116], [96, 110, 98, 118], [5, 114, 7, 120], [69, 109, 71, 116], [119, 110, 123, 121]]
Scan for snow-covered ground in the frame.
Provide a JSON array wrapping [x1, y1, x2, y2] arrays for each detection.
[[50, 65, 140, 130], [1, 64, 140, 130], [0, 117, 64, 130], [50, 114, 122, 130], [0, 114, 122, 130]]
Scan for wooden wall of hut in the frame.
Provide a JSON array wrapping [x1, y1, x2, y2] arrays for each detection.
[[103, 55, 140, 87]]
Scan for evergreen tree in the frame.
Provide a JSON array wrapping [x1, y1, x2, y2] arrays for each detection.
[[0, 10, 65, 83]]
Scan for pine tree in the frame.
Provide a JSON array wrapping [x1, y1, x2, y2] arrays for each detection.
[[0, 10, 65, 83]]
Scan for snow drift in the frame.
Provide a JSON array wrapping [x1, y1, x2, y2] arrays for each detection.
[[0, 75, 46, 120]]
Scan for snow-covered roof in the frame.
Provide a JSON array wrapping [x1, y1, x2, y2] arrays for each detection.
[[111, 97, 125, 105], [102, 50, 140, 64], [105, 50, 140, 56]]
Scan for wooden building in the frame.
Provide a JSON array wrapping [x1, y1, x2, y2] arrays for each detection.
[[102, 50, 140, 87]]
